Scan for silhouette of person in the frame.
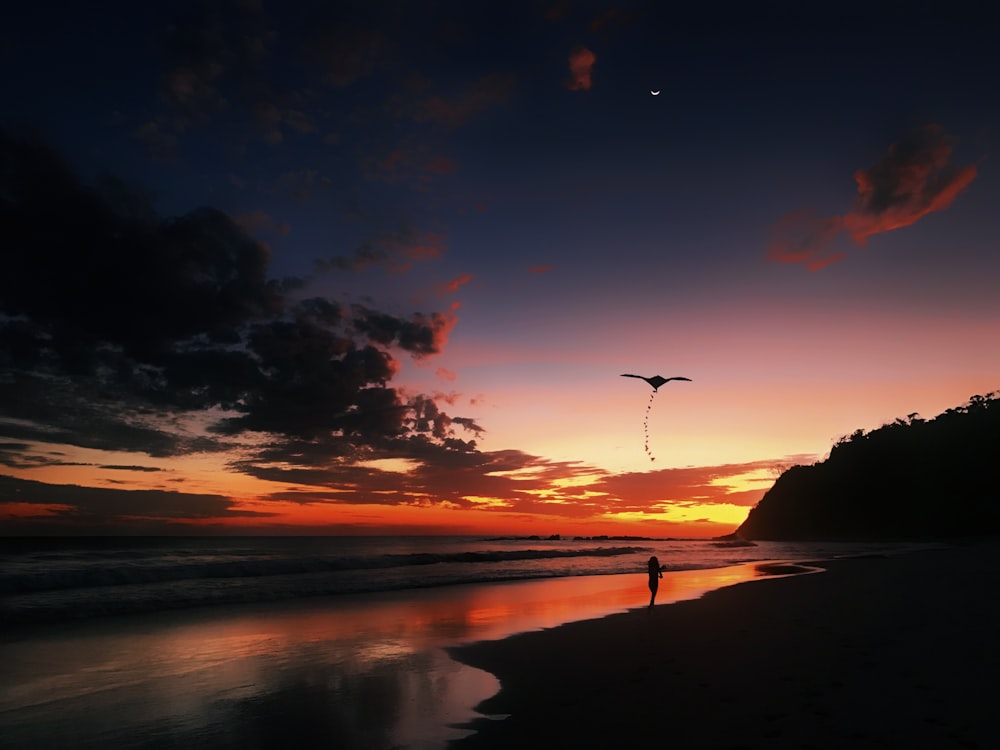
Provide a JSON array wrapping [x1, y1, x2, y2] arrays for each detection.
[[647, 555, 664, 607]]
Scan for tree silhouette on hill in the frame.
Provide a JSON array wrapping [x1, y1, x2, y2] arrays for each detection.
[[736, 392, 1000, 540]]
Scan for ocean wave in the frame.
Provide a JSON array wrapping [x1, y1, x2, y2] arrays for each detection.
[[0, 546, 649, 596]]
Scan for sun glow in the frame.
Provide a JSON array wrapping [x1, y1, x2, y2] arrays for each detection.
[[708, 468, 777, 494], [605, 501, 750, 527], [357, 458, 420, 473], [465, 495, 511, 508]]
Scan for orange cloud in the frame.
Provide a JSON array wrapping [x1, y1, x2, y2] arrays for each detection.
[[234, 210, 291, 237], [441, 273, 473, 295], [565, 46, 596, 91], [844, 125, 978, 244], [4, 451, 781, 536], [769, 124, 977, 270], [767, 210, 845, 271], [528, 264, 554, 274]]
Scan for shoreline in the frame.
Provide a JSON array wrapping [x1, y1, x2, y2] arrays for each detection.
[[449, 542, 999, 749]]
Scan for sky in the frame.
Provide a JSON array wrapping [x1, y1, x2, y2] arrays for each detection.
[[1, 0, 998, 537]]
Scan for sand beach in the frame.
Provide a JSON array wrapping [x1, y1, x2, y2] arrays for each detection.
[[450, 543, 999, 749]]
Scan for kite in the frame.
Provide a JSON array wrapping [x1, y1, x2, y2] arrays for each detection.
[[621, 374, 692, 461]]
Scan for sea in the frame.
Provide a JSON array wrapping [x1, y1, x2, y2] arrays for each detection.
[[0, 535, 938, 625], [0, 536, 943, 750]]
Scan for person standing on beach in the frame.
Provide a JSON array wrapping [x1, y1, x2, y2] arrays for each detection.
[[647, 555, 664, 607]]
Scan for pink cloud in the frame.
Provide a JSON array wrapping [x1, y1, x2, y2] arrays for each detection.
[[528, 264, 554, 274], [436, 369, 458, 383]]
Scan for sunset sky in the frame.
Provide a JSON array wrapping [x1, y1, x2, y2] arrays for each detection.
[[2, 1, 998, 536]]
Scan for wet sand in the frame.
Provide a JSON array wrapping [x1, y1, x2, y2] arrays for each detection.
[[450, 543, 999, 749]]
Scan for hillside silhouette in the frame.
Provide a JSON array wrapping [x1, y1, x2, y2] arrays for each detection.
[[736, 392, 1000, 540]]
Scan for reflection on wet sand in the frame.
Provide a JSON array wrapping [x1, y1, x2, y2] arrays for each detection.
[[0, 562, 807, 749]]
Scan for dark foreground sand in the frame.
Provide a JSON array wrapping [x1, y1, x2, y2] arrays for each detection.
[[450, 543, 999, 749]]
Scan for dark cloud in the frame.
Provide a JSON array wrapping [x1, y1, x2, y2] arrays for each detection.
[[152, 2, 361, 151], [352, 304, 458, 359], [134, 119, 180, 163], [414, 72, 516, 127], [450, 418, 483, 436], [306, 27, 393, 88], [589, 8, 635, 35], [769, 124, 977, 270], [214, 325, 404, 440], [159, 0, 273, 121], [0, 474, 271, 532], [246, 446, 566, 509], [357, 140, 462, 189], [1, 132, 282, 361], [409, 394, 461, 439], [276, 168, 332, 202], [317, 238, 391, 273], [228, 391, 486, 488], [422, 155, 458, 175], [317, 225, 446, 274], [0, 375, 212, 458], [0, 131, 473, 467], [235, 210, 291, 238], [0, 442, 90, 470]]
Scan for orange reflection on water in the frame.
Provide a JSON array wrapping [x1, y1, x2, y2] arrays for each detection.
[[0, 562, 811, 750]]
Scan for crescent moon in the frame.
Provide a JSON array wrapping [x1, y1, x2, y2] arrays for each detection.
[[650, 90, 660, 95]]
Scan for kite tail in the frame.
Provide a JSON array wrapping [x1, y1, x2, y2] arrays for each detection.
[[644, 390, 657, 462]]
